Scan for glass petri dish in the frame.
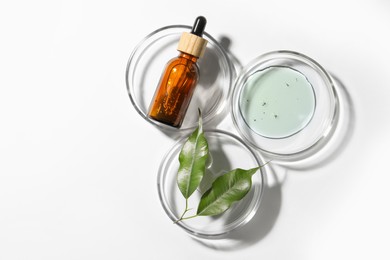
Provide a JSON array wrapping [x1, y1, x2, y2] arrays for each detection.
[[231, 51, 338, 161], [126, 25, 234, 131], [157, 130, 265, 239]]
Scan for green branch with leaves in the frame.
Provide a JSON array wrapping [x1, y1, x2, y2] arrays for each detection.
[[175, 110, 262, 223]]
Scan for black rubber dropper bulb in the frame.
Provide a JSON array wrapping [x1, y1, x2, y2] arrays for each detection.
[[190, 16, 207, 37]]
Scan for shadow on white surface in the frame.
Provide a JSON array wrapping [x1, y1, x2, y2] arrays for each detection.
[[218, 36, 243, 76]]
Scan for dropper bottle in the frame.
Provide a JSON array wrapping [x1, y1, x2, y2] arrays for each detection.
[[148, 16, 208, 128]]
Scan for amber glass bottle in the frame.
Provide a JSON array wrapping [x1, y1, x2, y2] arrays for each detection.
[[148, 16, 208, 128]]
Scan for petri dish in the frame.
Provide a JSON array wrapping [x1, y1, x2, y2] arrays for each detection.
[[126, 25, 234, 131], [157, 130, 265, 239], [231, 50, 338, 161]]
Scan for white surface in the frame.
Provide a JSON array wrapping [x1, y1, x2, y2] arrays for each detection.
[[1, 0, 389, 259]]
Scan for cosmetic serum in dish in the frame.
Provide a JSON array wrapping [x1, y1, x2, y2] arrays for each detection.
[[239, 66, 316, 139]]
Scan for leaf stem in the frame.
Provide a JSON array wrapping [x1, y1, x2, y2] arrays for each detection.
[[174, 214, 199, 223], [260, 160, 272, 168], [180, 215, 199, 221], [174, 199, 194, 224]]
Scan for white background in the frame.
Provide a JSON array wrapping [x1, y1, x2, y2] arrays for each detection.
[[1, 0, 390, 259]]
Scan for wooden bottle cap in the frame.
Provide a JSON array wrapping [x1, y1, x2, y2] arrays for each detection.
[[177, 32, 208, 58]]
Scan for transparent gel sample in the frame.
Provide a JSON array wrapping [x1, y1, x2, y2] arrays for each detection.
[[239, 66, 316, 138]]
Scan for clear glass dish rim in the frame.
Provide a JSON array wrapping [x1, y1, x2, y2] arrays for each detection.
[[231, 50, 339, 161], [125, 24, 235, 132], [156, 129, 266, 239]]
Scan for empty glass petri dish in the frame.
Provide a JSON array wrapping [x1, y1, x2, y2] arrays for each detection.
[[126, 25, 234, 131], [231, 51, 338, 161], [157, 130, 265, 239]]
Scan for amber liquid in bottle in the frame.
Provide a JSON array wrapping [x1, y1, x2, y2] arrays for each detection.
[[147, 16, 207, 128], [148, 53, 199, 128]]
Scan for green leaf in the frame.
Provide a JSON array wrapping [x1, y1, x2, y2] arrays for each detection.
[[177, 111, 209, 199], [196, 167, 259, 216]]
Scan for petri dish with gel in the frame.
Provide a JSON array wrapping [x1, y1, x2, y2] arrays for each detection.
[[232, 51, 338, 161], [239, 66, 316, 139]]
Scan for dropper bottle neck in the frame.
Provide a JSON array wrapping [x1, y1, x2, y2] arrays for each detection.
[[178, 52, 198, 62]]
